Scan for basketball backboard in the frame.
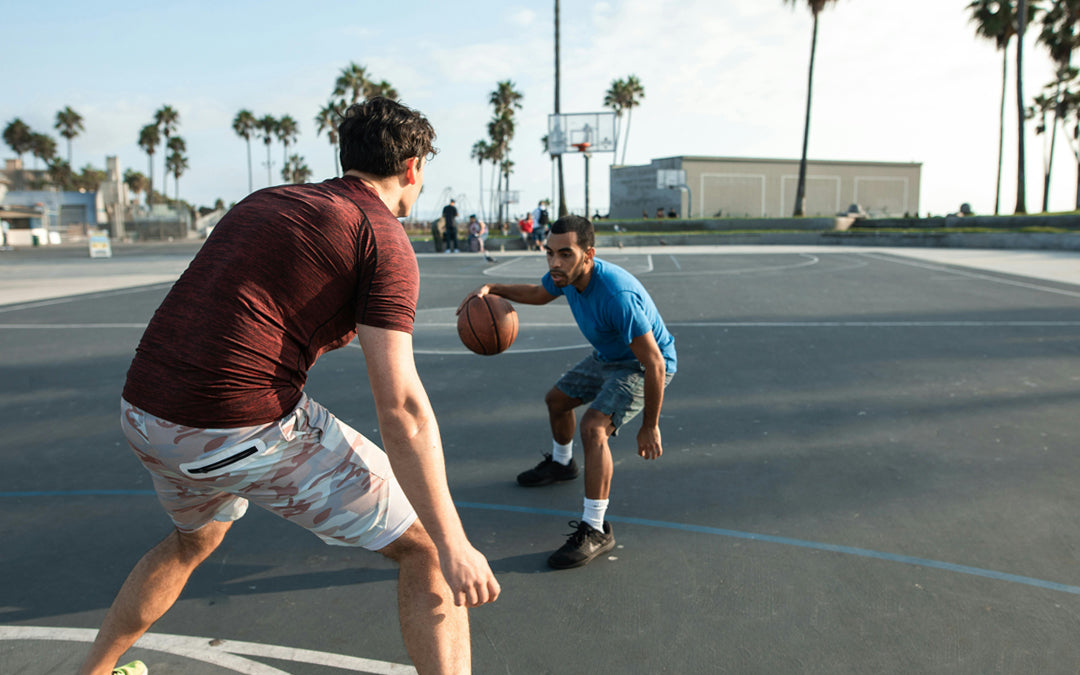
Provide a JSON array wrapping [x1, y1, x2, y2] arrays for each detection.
[[547, 112, 617, 155], [657, 169, 686, 189]]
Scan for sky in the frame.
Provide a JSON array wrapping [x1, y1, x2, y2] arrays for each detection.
[[2, 0, 1075, 221]]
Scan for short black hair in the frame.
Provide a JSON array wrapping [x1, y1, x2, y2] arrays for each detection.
[[338, 97, 437, 177], [548, 215, 594, 250]]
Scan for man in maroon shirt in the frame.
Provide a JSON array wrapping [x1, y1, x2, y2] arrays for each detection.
[[80, 97, 500, 675]]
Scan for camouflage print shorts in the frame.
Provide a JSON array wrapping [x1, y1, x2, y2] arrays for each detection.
[[120, 395, 417, 551]]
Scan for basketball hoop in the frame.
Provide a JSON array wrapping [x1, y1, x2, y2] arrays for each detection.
[[572, 142, 591, 153]]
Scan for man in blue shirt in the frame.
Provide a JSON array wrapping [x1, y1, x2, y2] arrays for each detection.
[[459, 215, 676, 569]]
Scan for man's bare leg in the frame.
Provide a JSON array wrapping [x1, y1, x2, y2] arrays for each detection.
[[78, 520, 231, 675], [545, 387, 581, 446], [579, 408, 616, 500], [379, 521, 470, 674]]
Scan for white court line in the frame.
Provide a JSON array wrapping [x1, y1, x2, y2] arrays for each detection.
[[646, 253, 821, 276], [0, 283, 173, 314], [860, 251, 1080, 300], [0, 626, 416, 674], [668, 321, 1080, 327]]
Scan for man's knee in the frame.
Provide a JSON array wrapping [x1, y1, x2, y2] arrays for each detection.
[[378, 521, 438, 566], [545, 387, 579, 414], [173, 520, 230, 564], [579, 409, 614, 447]]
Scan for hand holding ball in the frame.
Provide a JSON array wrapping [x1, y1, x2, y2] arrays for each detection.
[[457, 294, 518, 355]]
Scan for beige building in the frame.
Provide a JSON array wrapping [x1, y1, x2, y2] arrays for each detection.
[[610, 156, 921, 219]]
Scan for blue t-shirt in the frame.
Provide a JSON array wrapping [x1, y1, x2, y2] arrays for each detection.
[[542, 258, 677, 373]]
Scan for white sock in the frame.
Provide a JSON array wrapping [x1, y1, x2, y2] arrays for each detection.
[[582, 498, 608, 532], [552, 440, 573, 466]]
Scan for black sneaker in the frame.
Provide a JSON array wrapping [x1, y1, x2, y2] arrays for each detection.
[[548, 520, 615, 569], [516, 454, 579, 487]]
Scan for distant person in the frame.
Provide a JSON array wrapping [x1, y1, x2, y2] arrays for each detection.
[[443, 198, 459, 252], [532, 201, 550, 249], [467, 214, 495, 262], [431, 216, 445, 252], [458, 215, 676, 570], [518, 212, 534, 249], [656, 207, 664, 218], [667, 208, 677, 218], [78, 96, 499, 675]]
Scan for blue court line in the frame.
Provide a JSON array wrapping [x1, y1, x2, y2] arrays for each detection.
[[5, 490, 1078, 597], [455, 501, 1080, 596]]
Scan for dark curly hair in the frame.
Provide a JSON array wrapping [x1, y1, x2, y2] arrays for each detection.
[[548, 215, 595, 250], [338, 97, 437, 177]]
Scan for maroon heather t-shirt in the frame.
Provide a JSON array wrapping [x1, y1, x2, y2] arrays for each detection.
[[123, 176, 419, 428]]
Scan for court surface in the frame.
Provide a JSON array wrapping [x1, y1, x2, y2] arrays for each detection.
[[2, 243, 1080, 673]]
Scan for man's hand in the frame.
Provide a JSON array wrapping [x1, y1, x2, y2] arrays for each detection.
[[637, 425, 663, 460], [440, 543, 502, 607], [457, 285, 491, 315]]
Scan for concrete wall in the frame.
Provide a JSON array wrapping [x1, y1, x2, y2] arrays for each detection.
[[610, 156, 922, 220]]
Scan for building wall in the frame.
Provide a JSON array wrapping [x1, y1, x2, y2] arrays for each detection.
[[1, 190, 98, 230], [610, 156, 921, 219]]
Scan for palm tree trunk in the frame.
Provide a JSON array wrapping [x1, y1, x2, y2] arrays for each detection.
[[793, 11, 819, 217], [148, 155, 154, 207], [246, 140, 253, 194], [1015, 0, 1028, 214], [995, 44, 1007, 216], [266, 144, 273, 186], [1075, 152, 1080, 210], [1044, 79, 1064, 213], [555, 0, 567, 217], [620, 111, 633, 165], [478, 163, 485, 222]]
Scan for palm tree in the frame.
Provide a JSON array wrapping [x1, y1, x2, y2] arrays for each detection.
[[969, 0, 1025, 214], [166, 137, 186, 198], [123, 169, 149, 205], [165, 146, 189, 202], [1036, 0, 1076, 211], [282, 154, 312, 184], [603, 79, 626, 161], [488, 111, 516, 225], [617, 75, 644, 165], [154, 105, 180, 199], [276, 115, 300, 178], [138, 124, 160, 205], [334, 62, 370, 105], [1058, 71, 1080, 206], [29, 133, 57, 169], [365, 80, 399, 100], [490, 80, 524, 117], [257, 115, 278, 186], [3, 118, 34, 164], [315, 102, 342, 177], [783, 0, 840, 216], [470, 140, 491, 221], [232, 109, 258, 194], [54, 106, 84, 165], [48, 158, 75, 191], [488, 81, 523, 225]]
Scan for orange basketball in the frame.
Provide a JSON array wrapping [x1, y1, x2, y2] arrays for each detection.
[[457, 295, 518, 355]]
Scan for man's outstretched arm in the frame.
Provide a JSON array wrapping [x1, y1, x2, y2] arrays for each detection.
[[356, 323, 500, 607], [457, 283, 556, 313]]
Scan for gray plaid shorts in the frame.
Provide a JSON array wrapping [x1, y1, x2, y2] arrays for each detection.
[[555, 353, 674, 433]]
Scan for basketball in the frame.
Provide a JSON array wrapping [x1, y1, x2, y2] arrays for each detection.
[[458, 294, 518, 355]]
